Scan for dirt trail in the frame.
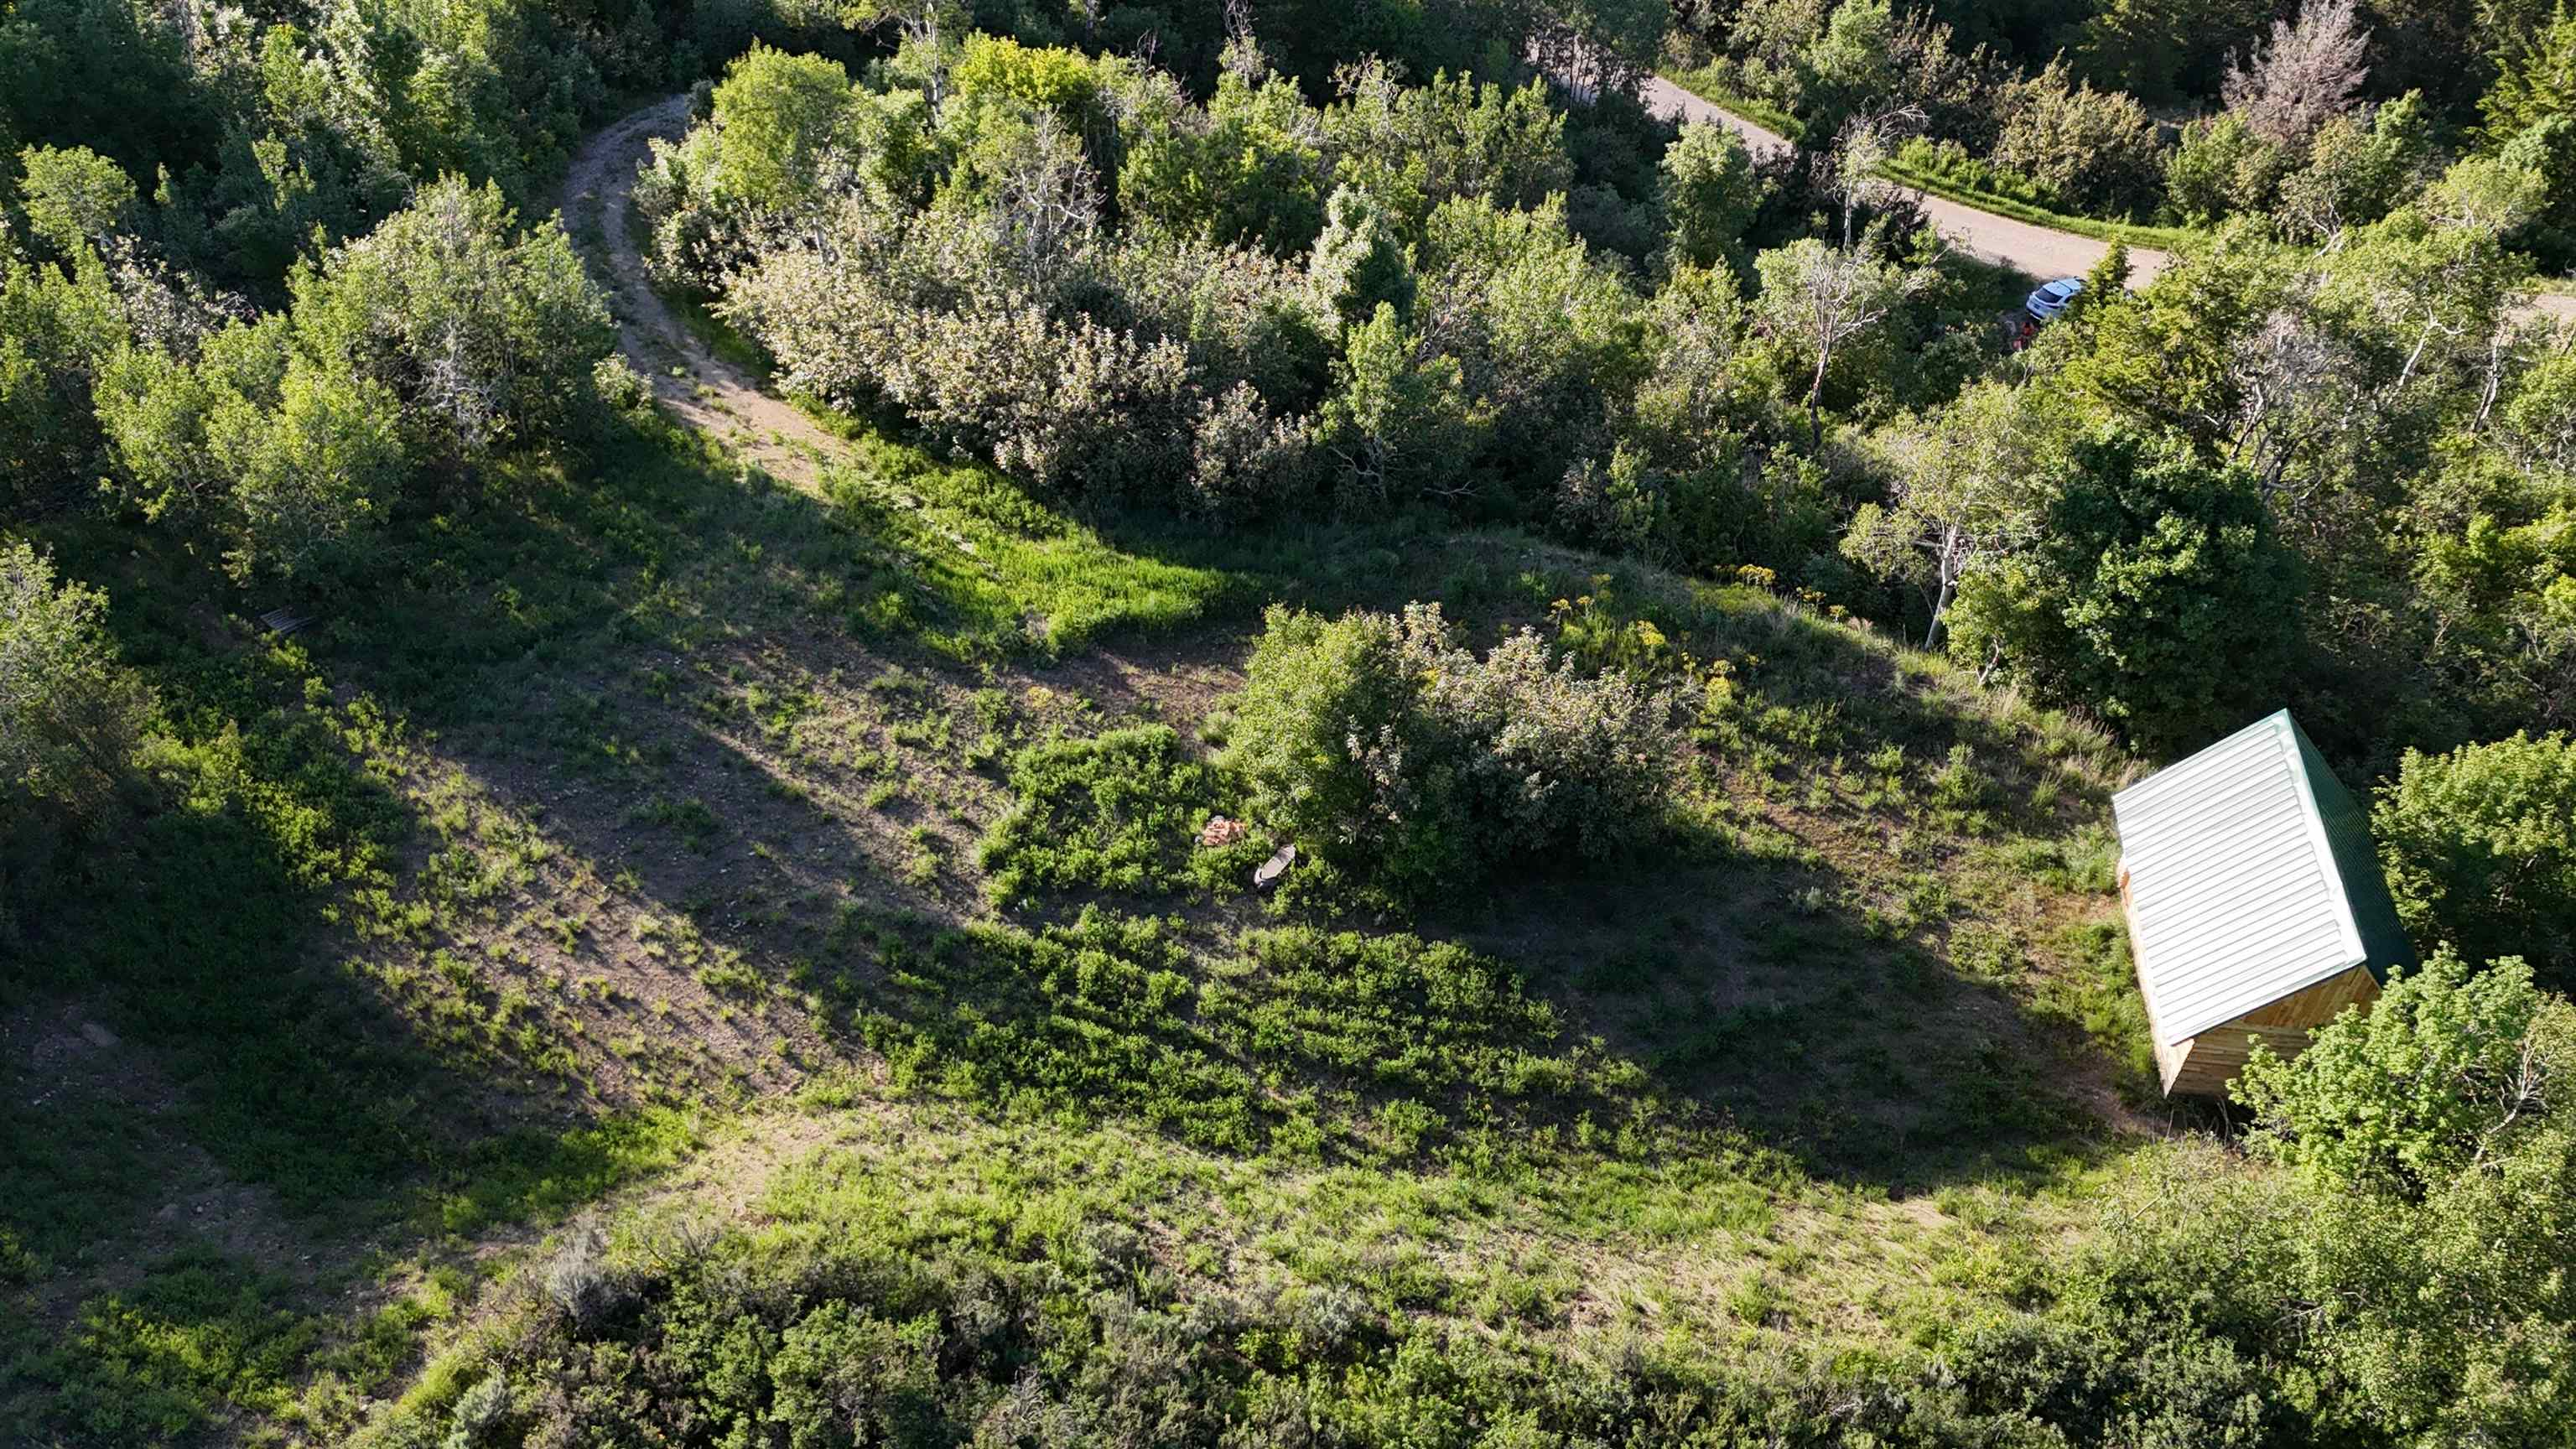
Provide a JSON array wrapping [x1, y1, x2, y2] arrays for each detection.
[[561, 95, 843, 488], [1635, 75, 2576, 324]]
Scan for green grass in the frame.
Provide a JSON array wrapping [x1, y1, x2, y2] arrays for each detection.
[[811, 428, 1245, 660], [1878, 156, 2195, 251], [1659, 68, 1804, 142], [5, 309, 2161, 1443], [975, 724, 1265, 906]]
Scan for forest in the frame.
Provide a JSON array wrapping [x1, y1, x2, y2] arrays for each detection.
[[2, 0, 2573, 1446]]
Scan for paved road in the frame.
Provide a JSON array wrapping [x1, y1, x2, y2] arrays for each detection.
[[1636, 75, 2576, 322]]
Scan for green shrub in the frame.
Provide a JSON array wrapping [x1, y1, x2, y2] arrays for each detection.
[[1989, 61, 2168, 220], [2373, 731, 2576, 989], [1225, 603, 1680, 898], [1892, 136, 2058, 211], [2163, 113, 2291, 226], [1947, 428, 2303, 753], [2236, 948, 2547, 1197], [0, 542, 153, 828], [2274, 93, 2437, 240], [1659, 120, 1765, 269], [290, 176, 615, 468], [2224, 953, 2576, 1441]]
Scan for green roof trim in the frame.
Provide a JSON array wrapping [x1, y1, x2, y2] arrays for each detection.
[[2286, 714, 2418, 982]]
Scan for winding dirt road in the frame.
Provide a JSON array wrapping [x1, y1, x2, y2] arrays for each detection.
[[1637, 75, 2576, 323], [560, 94, 844, 490]]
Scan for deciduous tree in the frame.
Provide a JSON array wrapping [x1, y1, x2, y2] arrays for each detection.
[[1752, 235, 1915, 451], [1948, 427, 2303, 749], [1843, 382, 2056, 647], [2220, 0, 2371, 149], [2374, 731, 2576, 985]]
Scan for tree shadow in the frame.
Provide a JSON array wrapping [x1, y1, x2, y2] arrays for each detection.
[[1409, 579, 2154, 1192], [1435, 841, 2137, 1194], [3, 384, 2158, 1295], [382, 408, 2156, 1201], [2, 550, 552, 1259]]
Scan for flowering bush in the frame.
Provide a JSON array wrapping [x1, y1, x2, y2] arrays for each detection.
[[1225, 603, 1680, 896]]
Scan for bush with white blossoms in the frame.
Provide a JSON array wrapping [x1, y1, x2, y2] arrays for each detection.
[[1225, 602, 1680, 896]]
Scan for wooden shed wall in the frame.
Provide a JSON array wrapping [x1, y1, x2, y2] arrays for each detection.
[[2159, 964, 2381, 1097]]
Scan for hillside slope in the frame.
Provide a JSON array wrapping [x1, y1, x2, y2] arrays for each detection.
[[0, 94, 2172, 1445]]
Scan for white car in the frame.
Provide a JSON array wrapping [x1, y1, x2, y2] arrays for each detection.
[[2025, 277, 2085, 323]]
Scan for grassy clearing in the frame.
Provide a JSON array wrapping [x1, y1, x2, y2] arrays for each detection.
[[7, 330, 2163, 1442]]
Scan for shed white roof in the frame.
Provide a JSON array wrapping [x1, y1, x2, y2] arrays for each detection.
[[2112, 712, 2367, 1045]]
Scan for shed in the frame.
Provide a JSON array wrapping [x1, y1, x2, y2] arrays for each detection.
[[2111, 710, 2415, 1097]]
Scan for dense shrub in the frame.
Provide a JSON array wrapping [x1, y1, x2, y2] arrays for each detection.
[[97, 320, 407, 584], [1949, 427, 2303, 752], [1411, 195, 1646, 491], [0, 543, 153, 828], [1312, 302, 1489, 502], [1989, 62, 2168, 220], [2225, 949, 2576, 1441], [0, 246, 122, 521], [1659, 120, 1765, 270], [1225, 603, 1680, 897], [1319, 63, 1574, 231], [2274, 93, 2438, 240], [353, 1213, 2136, 1449], [684, 38, 1748, 522], [289, 177, 615, 468], [2374, 731, 2576, 987], [2164, 113, 2294, 226], [94, 176, 611, 580], [2237, 948, 2547, 1195], [2495, 114, 2576, 269], [1116, 49, 1327, 253]]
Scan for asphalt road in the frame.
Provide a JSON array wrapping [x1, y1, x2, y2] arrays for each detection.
[[1635, 75, 2576, 322]]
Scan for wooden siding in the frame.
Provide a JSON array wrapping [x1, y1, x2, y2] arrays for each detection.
[[2231, 963, 2380, 1030], [2162, 965, 2381, 1097]]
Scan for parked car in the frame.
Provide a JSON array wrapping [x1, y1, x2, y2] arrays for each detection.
[[2025, 277, 2084, 323]]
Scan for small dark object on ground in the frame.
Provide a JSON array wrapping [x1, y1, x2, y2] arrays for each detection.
[[259, 608, 315, 636], [1254, 843, 1296, 891]]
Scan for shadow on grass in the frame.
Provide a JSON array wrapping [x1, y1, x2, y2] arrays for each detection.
[[349, 403, 2153, 1200], [1439, 844, 2130, 1193], [0, 384, 2151, 1344], [2, 569, 494, 1246]]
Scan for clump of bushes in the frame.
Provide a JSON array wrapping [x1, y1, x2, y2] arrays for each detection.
[[0, 542, 153, 830], [1225, 603, 1680, 898], [361, 1205, 2070, 1449], [2374, 730, 2576, 989], [1988, 61, 2167, 221], [91, 174, 619, 584]]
